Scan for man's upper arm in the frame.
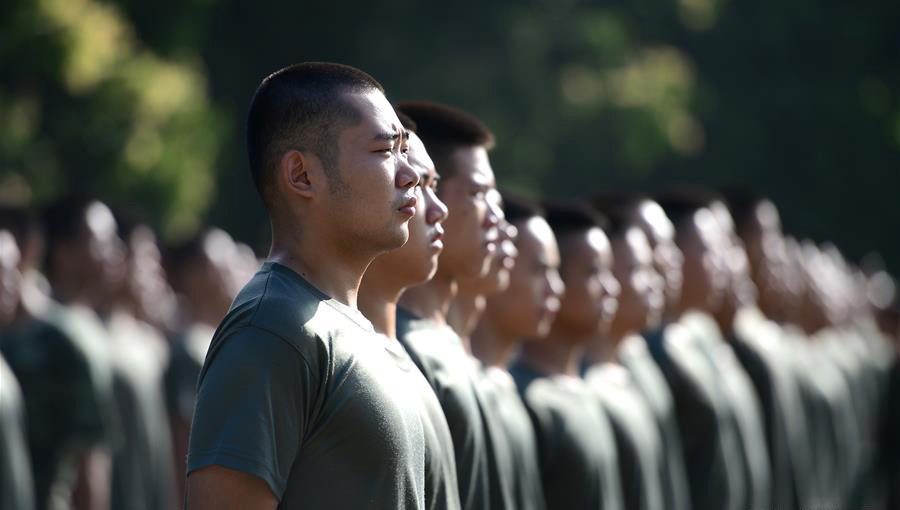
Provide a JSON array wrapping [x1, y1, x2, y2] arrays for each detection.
[[187, 326, 317, 501], [186, 465, 278, 510]]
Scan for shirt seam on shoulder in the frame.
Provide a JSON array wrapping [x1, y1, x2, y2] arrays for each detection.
[[320, 299, 372, 332], [247, 270, 273, 326]]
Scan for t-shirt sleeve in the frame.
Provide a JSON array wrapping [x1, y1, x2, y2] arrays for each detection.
[[186, 326, 317, 500]]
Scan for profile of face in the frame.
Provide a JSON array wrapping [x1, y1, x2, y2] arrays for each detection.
[[740, 201, 794, 320], [369, 131, 449, 287], [434, 146, 500, 279], [463, 189, 518, 295], [80, 201, 127, 302], [611, 226, 664, 334], [677, 208, 729, 313], [707, 202, 757, 315], [0, 230, 22, 327], [487, 216, 564, 339], [310, 90, 420, 254], [127, 226, 176, 326], [635, 200, 683, 311], [555, 227, 620, 336]]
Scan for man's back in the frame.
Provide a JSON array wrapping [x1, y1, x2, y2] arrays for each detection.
[[188, 262, 426, 509]]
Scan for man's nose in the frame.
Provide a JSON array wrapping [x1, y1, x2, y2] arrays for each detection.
[[484, 193, 501, 228], [396, 159, 419, 190], [548, 269, 566, 298], [426, 187, 449, 224]]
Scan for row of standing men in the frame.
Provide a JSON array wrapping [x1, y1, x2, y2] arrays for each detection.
[[2, 62, 900, 510]]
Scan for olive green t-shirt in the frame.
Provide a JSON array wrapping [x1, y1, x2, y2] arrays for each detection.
[[397, 310, 492, 510], [618, 335, 691, 510], [586, 363, 665, 510], [510, 360, 624, 510], [188, 262, 426, 509], [1, 304, 117, 509], [106, 312, 176, 510], [476, 365, 547, 510], [380, 334, 461, 510], [0, 354, 35, 510]]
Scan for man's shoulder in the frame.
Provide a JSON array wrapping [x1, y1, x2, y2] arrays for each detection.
[[218, 263, 372, 352]]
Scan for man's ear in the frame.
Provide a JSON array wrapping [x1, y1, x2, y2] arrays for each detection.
[[279, 149, 322, 199]]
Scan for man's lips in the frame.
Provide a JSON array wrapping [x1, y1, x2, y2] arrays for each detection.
[[430, 226, 445, 250], [397, 195, 417, 216]]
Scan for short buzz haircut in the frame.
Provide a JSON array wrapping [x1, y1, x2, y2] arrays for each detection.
[[543, 199, 607, 239], [588, 191, 648, 217], [654, 188, 722, 228], [395, 101, 494, 181], [246, 62, 384, 206], [395, 111, 417, 133], [588, 192, 643, 240], [720, 188, 768, 233], [499, 190, 543, 225]]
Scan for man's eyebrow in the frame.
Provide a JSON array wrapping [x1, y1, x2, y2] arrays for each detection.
[[372, 130, 410, 142]]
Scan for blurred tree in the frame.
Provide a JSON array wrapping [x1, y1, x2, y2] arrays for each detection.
[[0, 0, 226, 238]]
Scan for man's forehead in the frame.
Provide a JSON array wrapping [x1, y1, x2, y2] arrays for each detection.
[[407, 132, 436, 176], [345, 90, 404, 136], [586, 227, 611, 256], [453, 146, 495, 185], [621, 227, 653, 264]]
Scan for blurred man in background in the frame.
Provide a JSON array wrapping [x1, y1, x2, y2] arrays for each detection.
[[163, 227, 240, 502], [100, 215, 176, 510], [726, 194, 815, 509], [589, 193, 692, 510], [467, 192, 548, 510], [0, 228, 35, 510], [628, 192, 745, 510], [2, 197, 123, 510], [500, 198, 624, 510], [578, 205, 667, 510]]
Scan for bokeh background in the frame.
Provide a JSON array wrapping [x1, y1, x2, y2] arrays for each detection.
[[2, 0, 898, 271]]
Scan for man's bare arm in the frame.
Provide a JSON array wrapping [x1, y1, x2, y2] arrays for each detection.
[[185, 465, 278, 510]]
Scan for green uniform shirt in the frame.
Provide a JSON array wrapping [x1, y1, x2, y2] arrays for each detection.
[[397, 310, 492, 510], [476, 365, 547, 510], [643, 320, 745, 510], [732, 307, 812, 509], [1, 304, 117, 510], [381, 334, 461, 510], [586, 363, 665, 510], [510, 360, 624, 510], [618, 335, 691, 510], [0, 354, 35, 510], [188, 262, 426, 509], [106, 312, 176, 510]]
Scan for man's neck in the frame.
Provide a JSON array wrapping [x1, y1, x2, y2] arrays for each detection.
[[584, 320, 631, 365], [269, 223, 373, 308], [51, 278, 93, 311], [519, 324, 585, 377], [470, 314, 519, 368], [358, 274, 404, 340], [399, 267, 456, 324], [447, 288, 486, 351]]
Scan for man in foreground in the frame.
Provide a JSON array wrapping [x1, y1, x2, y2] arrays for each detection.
[[185, 62, 425, 509]]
